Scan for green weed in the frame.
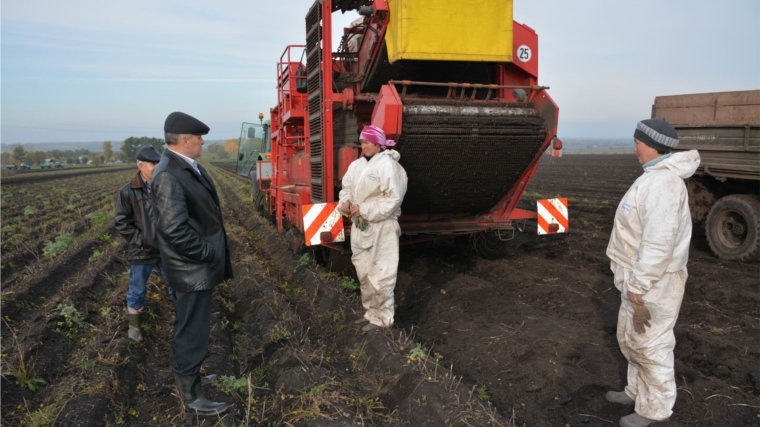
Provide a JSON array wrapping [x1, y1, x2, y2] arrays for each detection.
[[350, 342, 368, 370], [2, 224, 15, 237], [250, 360, 276, 381], [300, 381, 336, 397], [21, 403, 58, 426], [415, 395, 428, 407], [477, 385, 490, 401], [97, 233, 112, 245], [86, 211, 112, 229], [268, 324, 292, 342], [408, 344, 427, 362], [42, 233, 76, 258], [24, 206, 36, 217], [276, 281, 302, 300], [298, 253, 313, 268], [340, 276, 359, 291], [214, 375, 249, 395], [89, 249, 102, 263], [55, 301, 87, 338], [364, 396, 385, 412]]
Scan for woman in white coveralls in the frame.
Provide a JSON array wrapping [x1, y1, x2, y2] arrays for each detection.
[[339, 125, 408, 332]]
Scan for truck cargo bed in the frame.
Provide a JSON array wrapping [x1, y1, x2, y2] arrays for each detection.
[[653, 90, 760, 181]]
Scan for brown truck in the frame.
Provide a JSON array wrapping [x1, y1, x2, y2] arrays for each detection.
[[652, 90, 760, 262]]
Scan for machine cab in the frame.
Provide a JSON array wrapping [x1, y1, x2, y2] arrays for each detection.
[[236, 121, 270, 178]]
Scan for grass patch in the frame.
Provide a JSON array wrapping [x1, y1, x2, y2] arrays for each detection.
[[268, 324, 293, 343], [1, 319, 47, 392]]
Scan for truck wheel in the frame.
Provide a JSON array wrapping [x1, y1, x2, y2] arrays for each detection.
[[474, 231, 510, 260], [705, 194, 760, 262]]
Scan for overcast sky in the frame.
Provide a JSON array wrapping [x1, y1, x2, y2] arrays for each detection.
[[2, 0, 758, 144]]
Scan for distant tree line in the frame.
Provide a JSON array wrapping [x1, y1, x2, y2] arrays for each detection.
[[205, 139, 239, 161], [1, 145, 106, 166], [2, 136, 241, 166], [120, 137, 165, 163]]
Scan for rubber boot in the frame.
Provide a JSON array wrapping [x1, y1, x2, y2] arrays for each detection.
[[619, 412, 662, 427], [361, 323, 380, 332], [606, 390, 635, 405], [201, 374, 218, 384], [128, 313, 143, 343], [174, 374, 229, 416]]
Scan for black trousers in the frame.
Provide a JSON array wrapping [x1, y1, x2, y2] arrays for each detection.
[[172, 289, 211, 377]]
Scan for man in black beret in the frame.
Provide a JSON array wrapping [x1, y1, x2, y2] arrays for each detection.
[[114, 145, 165, 343], [151, 112, 232, 416]]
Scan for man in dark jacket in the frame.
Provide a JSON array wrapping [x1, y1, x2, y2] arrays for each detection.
[[152, 112, 233, 416], [114, 145, 164, 343]]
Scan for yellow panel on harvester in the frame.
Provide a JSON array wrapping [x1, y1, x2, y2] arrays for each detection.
[[385, 0, 513, 63]]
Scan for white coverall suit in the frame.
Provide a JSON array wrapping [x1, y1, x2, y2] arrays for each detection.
[[606, 150, 700, 421], [339, 149, 408, 327]]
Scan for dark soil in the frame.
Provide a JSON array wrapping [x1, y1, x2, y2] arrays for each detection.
[[1, 165, 133, 185], [394, 154, 760, 426], [4, 154, 757, 427]]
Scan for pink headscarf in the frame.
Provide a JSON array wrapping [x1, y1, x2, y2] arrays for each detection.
[[359, 125, 396, 149]]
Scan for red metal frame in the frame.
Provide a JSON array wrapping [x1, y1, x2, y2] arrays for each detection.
[[267, 45, 310, 231], [321, 0, 335, 203]]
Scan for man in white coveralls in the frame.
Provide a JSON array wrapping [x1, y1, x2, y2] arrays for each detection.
[[606, 118, 700, 427], [339, 125, 408, 332]]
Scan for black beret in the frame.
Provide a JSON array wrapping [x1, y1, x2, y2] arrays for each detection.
[[136, 146, 161, 163], [164, 112, 210, 135]]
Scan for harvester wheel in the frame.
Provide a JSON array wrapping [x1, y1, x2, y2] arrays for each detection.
[[474, 232, 510, 260], [705, 194, 760, 262]]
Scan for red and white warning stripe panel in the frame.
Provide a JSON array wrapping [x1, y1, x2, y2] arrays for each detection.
[[537, 198, 568, 235], [302, 202, 345, 247]]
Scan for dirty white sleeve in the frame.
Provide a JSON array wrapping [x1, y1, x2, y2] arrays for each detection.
[[627, 176, 682, 295], [339, 163, 355, 205], [360, 165, 407, 222]]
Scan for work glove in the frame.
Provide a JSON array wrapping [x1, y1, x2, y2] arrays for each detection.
[[631, 302, 651, 334]]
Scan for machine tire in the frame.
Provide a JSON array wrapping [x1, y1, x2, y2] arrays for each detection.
[[474, 231, 510, 260], [705, 194, 760, 262]]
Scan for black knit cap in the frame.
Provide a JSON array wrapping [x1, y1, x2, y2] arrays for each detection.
[[136, 146, 161, 163], [633, 118, 679, 153], [164, 112, 210, 135]]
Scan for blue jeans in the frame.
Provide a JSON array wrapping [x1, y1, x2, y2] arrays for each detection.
[[126, 260, 172, 313]]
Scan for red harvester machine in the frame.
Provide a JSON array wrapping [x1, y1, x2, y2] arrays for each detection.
[[237, 0, 564, 258]]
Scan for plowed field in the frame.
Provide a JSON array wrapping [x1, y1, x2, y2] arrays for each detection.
[[1, 164, 507, 427], [2, 155, 757, 427], [394, 154, 760, 426]]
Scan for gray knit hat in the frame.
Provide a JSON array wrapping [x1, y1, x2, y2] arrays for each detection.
[[634, 119, 679, 153]]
